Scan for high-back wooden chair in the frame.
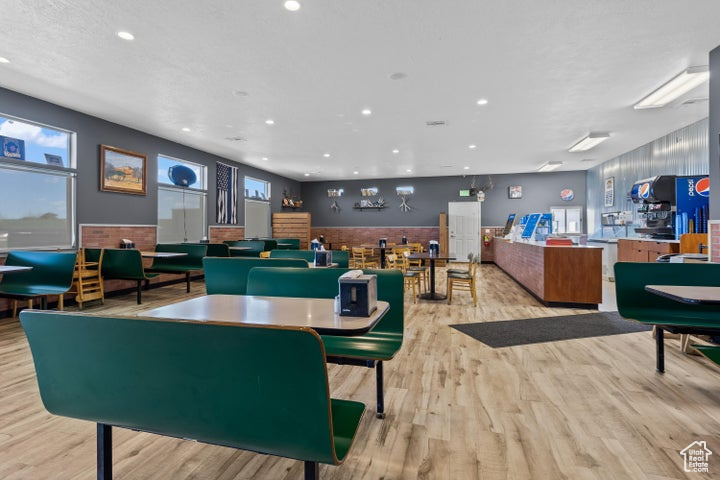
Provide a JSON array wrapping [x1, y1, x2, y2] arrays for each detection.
[[447, 255, 479, 306], [71, 248, 105, 309]]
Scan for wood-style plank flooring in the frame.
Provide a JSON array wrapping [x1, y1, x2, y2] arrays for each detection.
[[1, 264, 719, 479]]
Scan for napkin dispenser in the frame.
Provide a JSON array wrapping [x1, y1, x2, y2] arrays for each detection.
[[339, 270, 377, 316], [314, 249, 332, 266]]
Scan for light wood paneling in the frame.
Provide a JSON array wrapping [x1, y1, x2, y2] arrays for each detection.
[[1, 266, 719, 479], [272, 212, 311, 249]]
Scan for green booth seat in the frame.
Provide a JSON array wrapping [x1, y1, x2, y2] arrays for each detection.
[[20, 310, 365, 480], [275, 238, 301, 250], [614, 261, 720, 373], [183, 242, 230, 257], [145, 243, 207, 293], [0, 251, 77, 311], [203, 257, 309, 295], [101, 249, 160, 304], [269, 249, 349, 268], [694, 344, 720, 367], [246, 266, 404, 418], [227, 240, 266, 257]]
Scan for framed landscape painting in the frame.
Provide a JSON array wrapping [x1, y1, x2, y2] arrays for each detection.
[[100, 144, 147, 195]]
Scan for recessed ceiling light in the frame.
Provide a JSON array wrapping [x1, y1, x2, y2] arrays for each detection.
[[392, 149, 400, 154], [181, 127, 191, 132], [406, 169, 412, 173], [323, 153, 331, 158], [232, 90, 248, 97], [284, 0, 301, 11], [353, 171, 359, 175], [304, 173, 310, 177], [464, 166, 470, 170], [361, 108, 372, 116], [117, 31, 135, 41], [262, 157, 268, 161], [468, 144, 477, 149], [265, 119, 275, 125], [476, 98, 489, 106], [0, 57, 10, 64], [389, 72, 407, 80]]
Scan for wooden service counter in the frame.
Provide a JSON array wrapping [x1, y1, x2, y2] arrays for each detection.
[[494, 239, 603, 308], [616, 238, 679, 262]]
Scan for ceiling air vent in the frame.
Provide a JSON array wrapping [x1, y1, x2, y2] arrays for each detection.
[[224, 136, 247, 142], [425, 120, 447, 127], [681, 98, 708, 105]]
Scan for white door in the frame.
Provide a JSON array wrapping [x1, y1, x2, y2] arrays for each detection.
[[448, 201, 481, 261]]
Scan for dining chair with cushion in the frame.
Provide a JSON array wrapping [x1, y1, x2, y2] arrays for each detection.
[[386, 253, 421, 303], [446, 255, 479, 306]]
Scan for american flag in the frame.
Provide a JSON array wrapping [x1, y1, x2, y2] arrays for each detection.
[[216, 162, 238, 224]]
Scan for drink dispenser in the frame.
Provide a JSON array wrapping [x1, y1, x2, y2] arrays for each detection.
[[630, 175, 676, 239]]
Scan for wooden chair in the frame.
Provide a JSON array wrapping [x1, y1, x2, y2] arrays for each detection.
[[447, 255, 479, 306], [397, 247, 428, 291], [70, 248, 105, 309], [386, 253, 420, 303], [351, 247, 379, 269]]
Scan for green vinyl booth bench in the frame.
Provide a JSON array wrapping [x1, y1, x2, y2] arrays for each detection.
[[225, 240, 266, 257], [269, 249, 350, 268], [145, 243, 207, 292], [203, 257, 309, 295], [20, 310, 365, 480], [614, 261, 720, 373], [275, 238, 301, 249], [183, 242, 230, 257], [246, 267, 404, 418], [0, 251, 77, 313], [101, 249, 159, 304]]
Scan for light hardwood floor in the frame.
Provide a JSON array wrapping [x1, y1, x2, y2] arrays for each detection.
[[1, 264, 719, 479]]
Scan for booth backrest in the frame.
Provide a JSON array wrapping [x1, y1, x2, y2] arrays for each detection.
[[101, 249, 150, 280], [269, 249, 349, 268], [183, 243, 230, 257], [203, 257, 309, 295], [150, 244, 207, 270], [227, 240, 266, 257], [20, 310, 348, 465], [246, 267, 404, 335], [0, 251, 77, 294], [275, 238, 301, 250]]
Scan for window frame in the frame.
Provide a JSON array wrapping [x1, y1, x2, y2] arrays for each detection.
[[244, 175, 271, 202], [156, 155, 208, 243]]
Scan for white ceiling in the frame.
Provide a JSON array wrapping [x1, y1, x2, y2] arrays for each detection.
[[1, 1, 719, 181]]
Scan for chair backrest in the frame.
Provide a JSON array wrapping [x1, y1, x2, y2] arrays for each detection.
[[101, 249, 147, 280], [614, 262, 720, 318], [261, 239, 278, 251], [20, 310, 344, 465], [152, 244, 207, 269], [246, 267, 404, 336], [83, 248, 104, 265], [203, 257, 309, 295], [1, 251, 77, 292]]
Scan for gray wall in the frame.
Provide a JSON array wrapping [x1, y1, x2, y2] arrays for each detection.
[[710, 45, 720, 219], [587, 118, 708, 236], [302, 171, 587, 228], [0, 87, 300, 230]]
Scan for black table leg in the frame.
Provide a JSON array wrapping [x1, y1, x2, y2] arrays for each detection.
[[98, 423, 112, 480], [380, 248, 386, 269], [419, 258, 446, 300], [656, 326, 665, 373]]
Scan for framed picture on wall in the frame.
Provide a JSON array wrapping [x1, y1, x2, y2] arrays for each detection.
[[100, 144, 147, 195], [508, 185, 522, 199], [604, 177, 614, 207]]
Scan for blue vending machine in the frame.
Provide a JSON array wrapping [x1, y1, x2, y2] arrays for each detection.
[[675, 176, 709, 237]]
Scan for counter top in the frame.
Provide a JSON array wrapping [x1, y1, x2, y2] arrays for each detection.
[[616, 237, 679, 244], [495, 238, 602, 249]]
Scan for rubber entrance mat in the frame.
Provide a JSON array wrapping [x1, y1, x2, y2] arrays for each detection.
[[450, 312, 651, 348]]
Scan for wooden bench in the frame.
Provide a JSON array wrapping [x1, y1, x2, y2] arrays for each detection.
[[0, 251, 77, 313], [203, 257, 309, 295], [20, 310, 365, 480], [614, 261, 720, 372], [145, 243, 207, 292], [101, 249, 159, 304], [269, 249, 350, 268], [246, 267, 404, 418]]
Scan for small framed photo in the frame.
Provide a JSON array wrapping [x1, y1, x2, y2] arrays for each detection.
[[100, 145, 147, 195], [508, 185, 522, 199], [604, 177, 615, 207], [44, 153, 64, 166]]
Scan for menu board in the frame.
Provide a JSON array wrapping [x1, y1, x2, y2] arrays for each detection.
[[521, 213, 541, 238]]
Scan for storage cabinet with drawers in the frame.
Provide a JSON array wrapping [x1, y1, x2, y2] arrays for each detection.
[[617, 239, 679, 262]]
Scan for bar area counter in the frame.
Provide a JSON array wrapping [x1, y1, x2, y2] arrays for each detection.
[[493, 239, 603, 308]]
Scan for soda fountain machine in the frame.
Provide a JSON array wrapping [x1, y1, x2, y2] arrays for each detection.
[[630, 175, 676, 239]]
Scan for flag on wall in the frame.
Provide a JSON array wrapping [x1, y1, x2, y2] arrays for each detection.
[[216, 162, 238, 224]]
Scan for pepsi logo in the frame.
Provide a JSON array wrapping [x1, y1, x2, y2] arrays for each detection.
[[695, 177, 710, 197], [639, 183, 650, 199], [560, 188, 574, 201]]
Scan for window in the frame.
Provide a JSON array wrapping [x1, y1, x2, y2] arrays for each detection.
[[157, 155, 207, 243], [0, 114, 76, 251], [245, 176, 270, 201], [551, 206, 583, 234]]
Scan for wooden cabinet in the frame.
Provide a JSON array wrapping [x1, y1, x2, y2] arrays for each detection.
[[617, 239, 679, 262]]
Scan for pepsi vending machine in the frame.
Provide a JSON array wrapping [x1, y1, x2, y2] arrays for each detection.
[[675, 176, 709, 237]]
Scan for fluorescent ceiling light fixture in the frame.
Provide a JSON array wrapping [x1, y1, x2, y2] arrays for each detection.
[[361, 108, 372, 116], [0, 57, 9, 64], [476, 98, 488, 105], [284, 0, 301, 11], [117, 31, 135, 40], [538, 161, 563, 172], [568, 132, 609, 152], [634, 66, 709, 109]]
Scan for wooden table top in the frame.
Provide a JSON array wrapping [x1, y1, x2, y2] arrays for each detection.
[[645, 285, 720, 305], [408, 252, 456, 261], [140, 294, 389, 336], [140, 251, 188, 258], [0, 265, 33, 274]]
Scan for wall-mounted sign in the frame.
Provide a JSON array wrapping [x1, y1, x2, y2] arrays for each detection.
[[1, 135, 25, 160], [604, 177, 614, 207], [560, 188, 574, 201]]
